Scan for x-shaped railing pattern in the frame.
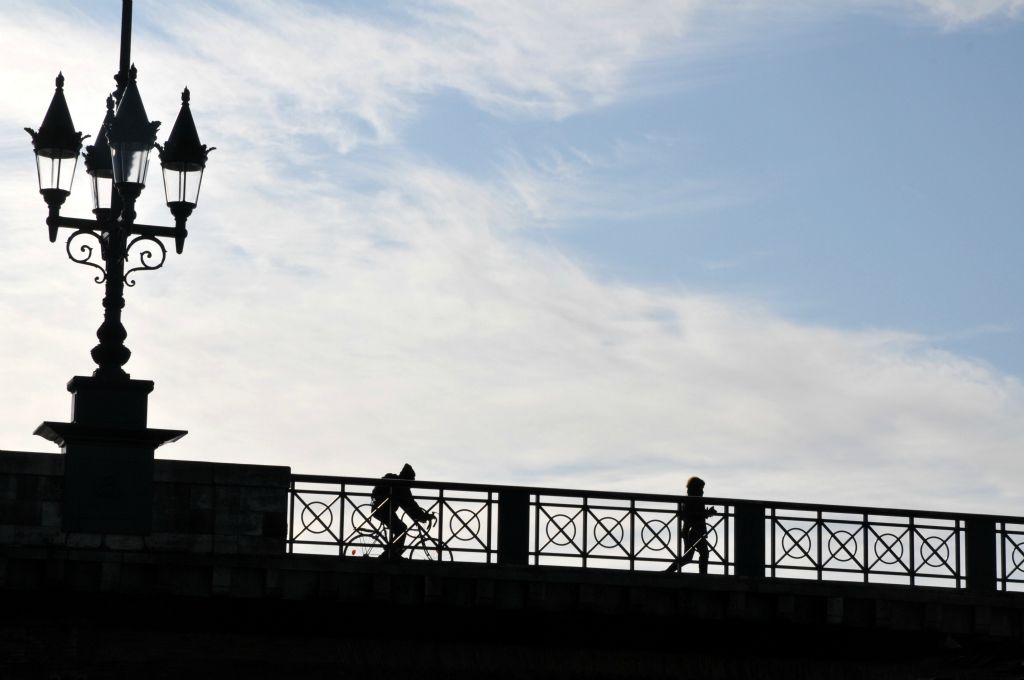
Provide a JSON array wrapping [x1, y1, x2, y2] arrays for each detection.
[[769, 511, 964, 586], [292, 490, 342, 543]]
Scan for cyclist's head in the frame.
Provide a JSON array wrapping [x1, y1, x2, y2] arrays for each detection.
[[400, 463, 416, 480]]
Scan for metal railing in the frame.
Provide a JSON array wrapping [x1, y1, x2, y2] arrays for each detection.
[[1000, 521, 1024, 590], [289, 475, 498, 562], [767, 506, 966, 587], [528, 490, 734, 573], [287, 475, 1024, 592]]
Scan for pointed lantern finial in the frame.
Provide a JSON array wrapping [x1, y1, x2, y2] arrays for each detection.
[[106, 65, 160, 186], [159, 87, 213, 173], [83, 96, 116, 178], [25, 71, 86, 159]]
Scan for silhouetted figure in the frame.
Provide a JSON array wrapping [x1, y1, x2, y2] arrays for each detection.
[[371, 463, 435, 559], [665, 476, 717, 574]]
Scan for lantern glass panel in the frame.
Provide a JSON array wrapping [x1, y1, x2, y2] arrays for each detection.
[[91, 173, 113, 211], [162, 164, 203, 206], [110, 143, 151, 186], [35, 151, 77, 192]]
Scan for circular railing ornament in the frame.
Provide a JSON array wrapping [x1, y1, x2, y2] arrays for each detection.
[[827, 530, 859, 563], [449, 508, 481, 542], [545, 514, 577, 546], [704, 526, 720, 552], [300, 501, 333, 534], [593, 516, 625, 549], [874, 533, 904, 565], [780, 525, 813, 561], [1012, 542, 1024, 572], [920, 535, 951, 568], [640, 519, 672, 552]]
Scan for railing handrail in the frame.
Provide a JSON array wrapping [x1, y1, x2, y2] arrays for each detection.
[[290, 473, 1024, 524]]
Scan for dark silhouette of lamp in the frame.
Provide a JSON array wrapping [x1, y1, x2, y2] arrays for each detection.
[[25, 61, 211, 379], [24, 0, 212, 535], [25, 72, 87, 241], [106, 65, 160, 217], [82, 96, 116, 220], [158, 87, 214, 254]]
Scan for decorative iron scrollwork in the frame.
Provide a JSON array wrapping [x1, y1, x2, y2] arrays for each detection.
[[65, 229, 107, 283], [123, 234, 167, 287]]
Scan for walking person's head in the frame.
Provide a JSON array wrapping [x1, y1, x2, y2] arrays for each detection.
[[399, 463, 416, 480], [686, 476, 705, 496]]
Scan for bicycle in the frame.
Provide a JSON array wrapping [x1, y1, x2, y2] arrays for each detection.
[[346, 504, 454, 561]]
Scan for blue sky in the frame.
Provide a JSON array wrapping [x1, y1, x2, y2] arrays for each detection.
[[407, 10, 1024, 372], [1, 1, 1023, 515]]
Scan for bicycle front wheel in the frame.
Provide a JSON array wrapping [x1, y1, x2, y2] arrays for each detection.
[[407, 538, 453, 562]]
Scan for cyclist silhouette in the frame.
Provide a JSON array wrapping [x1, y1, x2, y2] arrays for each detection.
[[665, 476, 717, 574], [371, 463, 435, 559]]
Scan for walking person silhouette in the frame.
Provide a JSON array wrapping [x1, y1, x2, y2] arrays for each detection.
[[665, 476, 717, 574]]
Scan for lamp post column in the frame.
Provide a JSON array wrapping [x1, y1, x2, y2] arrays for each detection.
[[91, 196, 135, 379]]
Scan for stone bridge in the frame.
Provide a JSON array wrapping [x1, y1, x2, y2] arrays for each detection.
[[2, 450, 1023, 679]]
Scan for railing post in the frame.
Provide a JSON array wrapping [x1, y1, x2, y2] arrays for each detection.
[[966, 517, 996, 592], [734, 502, 765, 580], [497, 489, 530, 566]]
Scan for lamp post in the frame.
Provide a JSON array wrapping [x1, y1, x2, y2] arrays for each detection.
[[24, 1, 213, 534]]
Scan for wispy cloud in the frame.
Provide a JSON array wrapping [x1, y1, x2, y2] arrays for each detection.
[[1, 1, 1022, 519], [913, 0, 1024, 28]]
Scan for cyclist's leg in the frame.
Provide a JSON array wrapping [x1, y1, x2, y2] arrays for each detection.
[[387, 513, 408, 558], [368, 508, 386, 556]]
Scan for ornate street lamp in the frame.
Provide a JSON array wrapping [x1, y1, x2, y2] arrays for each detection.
[[25, 0, 212, 534], [26, 67, 210, 378]]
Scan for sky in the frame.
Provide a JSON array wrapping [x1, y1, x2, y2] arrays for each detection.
[[1, 0, 1023, 515]]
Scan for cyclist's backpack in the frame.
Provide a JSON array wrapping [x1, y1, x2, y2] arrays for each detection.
[[371, 473, 399, 508]]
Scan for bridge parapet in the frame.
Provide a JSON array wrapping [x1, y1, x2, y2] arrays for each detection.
[[2, 450, 1022, 594], [4, 451, 1024, 676]]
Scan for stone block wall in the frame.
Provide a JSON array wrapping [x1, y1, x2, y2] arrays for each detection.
[[0, 451, 62, 548], [0, 450, 289, 555]]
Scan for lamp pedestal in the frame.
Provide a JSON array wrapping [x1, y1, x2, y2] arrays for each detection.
[[34, 376, 186, 534]]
